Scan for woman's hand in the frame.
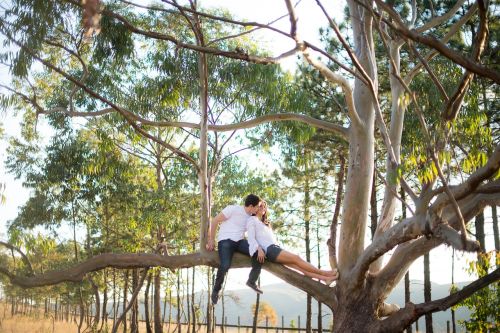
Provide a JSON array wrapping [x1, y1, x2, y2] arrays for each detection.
[[257, 247, 265, 263], [206, 238, 215, 251]]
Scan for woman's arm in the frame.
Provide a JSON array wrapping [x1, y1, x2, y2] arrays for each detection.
[[246, 217, 259, 257]]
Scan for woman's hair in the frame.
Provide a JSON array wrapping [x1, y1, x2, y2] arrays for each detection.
[[260, 201, 269, 226]]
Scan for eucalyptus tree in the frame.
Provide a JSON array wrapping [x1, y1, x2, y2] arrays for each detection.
[[0, 1, 499, 332]]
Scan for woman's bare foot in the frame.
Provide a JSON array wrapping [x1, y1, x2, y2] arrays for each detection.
[[324, 276, 337, 286], [325, 269, 339, 277]]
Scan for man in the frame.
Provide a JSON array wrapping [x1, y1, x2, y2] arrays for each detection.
[[206, 194, 263, 305]]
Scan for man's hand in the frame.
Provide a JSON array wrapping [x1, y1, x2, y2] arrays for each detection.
[[257, 247, 265, 263], [206, 238, 215, 251]]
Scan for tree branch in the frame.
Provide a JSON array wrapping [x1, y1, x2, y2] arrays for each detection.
[[373, 0, 500, 84], [0, 241, 34, 275], [0, 250, 338, 307], [443, 0, 489, 121], [376, 267, 500, 332], [350, 215, 424, 290], [415, 0, 467, 33], [64, 0, 298, 65], [405, 3, 478, 83]]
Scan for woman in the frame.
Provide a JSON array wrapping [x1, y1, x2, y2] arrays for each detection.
[[247, 201, 338, 285]]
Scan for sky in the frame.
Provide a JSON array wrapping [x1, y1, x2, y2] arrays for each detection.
[[0, 0, 496, 294]]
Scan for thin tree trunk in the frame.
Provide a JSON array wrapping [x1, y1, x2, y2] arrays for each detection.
[[113, 269, 149, 333], [154, 270, 163, 333], [451, 249, 456, 333], [113, 269, 117, 330], [145, 273, 153, 333], [370, 171, 377, 240], [251, 279, 261, 333], [304, 153, 312, 333], [100, 270, 108, 332], [475, 212, 486, 252], [191, 262, 196, 333], [177, 271, 182, 333], [328, 153, 345, 270], [187, 268, 191, 332], [492, 206, 499, 251], [123, 270, 129, 333], [168, 289, 172, 332], [401, 188, 412, 333], [405, 272, 411, 333], [317, 222, 323, 333], [424, 254, 433, 333], [206, 268, 211, 333], [130, 269, 139, 333], [90, 278, 100, 331]]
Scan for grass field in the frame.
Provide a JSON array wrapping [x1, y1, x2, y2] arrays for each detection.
[[0, 302, 292, 333]]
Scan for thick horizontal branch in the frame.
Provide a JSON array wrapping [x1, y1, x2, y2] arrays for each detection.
[[376, 267, 500, 332], [0, 250, 336, 306], [39, 106, 349, 139]]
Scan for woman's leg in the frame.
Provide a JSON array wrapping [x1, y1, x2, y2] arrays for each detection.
[[274, 250, 338, 279], [286, 263, 335, 283]]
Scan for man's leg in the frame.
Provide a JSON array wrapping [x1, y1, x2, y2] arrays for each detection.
[[212, 239, 236, 304], [237, 240, 263, 294]]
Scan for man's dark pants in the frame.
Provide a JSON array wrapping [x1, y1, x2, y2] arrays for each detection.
[[212, 239, 261, 294]]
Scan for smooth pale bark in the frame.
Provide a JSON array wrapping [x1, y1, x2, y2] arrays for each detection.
[[370, 41, 405, 273], [338, 0, 376, 277]]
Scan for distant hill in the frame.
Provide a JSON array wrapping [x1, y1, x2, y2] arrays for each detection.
[[208, 279, 472, 332], [100, 279, 473, 333]]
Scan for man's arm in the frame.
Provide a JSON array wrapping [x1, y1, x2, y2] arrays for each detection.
[[206, 212, 227, 251]]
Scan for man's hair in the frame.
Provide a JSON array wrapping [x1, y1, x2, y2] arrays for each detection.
[[244, 194, 261, 207]]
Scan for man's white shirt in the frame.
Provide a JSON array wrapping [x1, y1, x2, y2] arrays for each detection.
[[246, 216, 277, 256], [217, 205, 252, 242]]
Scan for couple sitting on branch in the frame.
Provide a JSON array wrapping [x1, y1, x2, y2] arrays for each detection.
[[206, 194, 339, 305]]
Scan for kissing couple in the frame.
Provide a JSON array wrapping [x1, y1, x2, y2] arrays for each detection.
[[206, 194, 339, 305]]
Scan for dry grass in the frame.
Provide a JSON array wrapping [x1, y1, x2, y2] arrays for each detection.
[[0, 303, 303, 333]]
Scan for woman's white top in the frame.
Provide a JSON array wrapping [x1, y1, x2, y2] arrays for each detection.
[[246, 216, 277, 256], [217, 205, 252, 242]]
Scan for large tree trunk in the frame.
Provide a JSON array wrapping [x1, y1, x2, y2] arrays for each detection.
[[334, 1, 377, 331]]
